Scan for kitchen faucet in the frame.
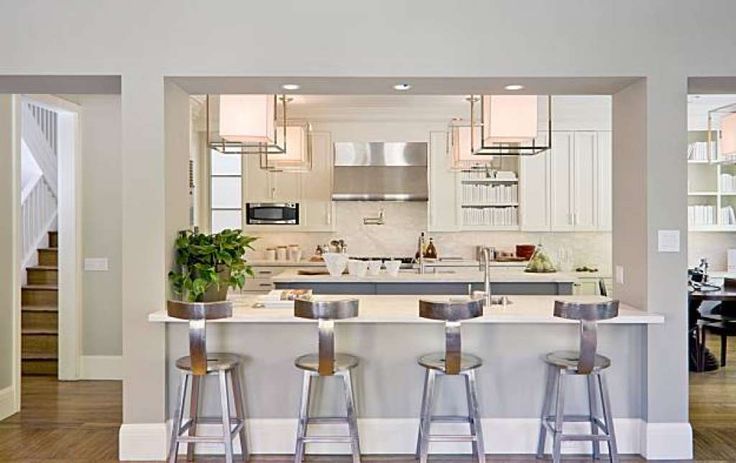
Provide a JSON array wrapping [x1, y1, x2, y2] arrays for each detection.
[[479, 246, 494, 307]]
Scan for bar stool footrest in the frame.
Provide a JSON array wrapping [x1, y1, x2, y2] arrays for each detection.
[[306, 416, 350, 424], [429, 415, 472, 423], [301, 436, 354, 443], [427, 434, 477, 442]]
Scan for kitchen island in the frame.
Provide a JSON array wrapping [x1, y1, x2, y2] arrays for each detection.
[[272, 268, 580, 295], [150, 293, 662, 456]]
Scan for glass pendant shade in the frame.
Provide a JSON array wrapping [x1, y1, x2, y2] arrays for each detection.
[[207, 94, 286, 155], [483, 95, 539, 144], [448, 119, 484, 171], [260, 122, 313, 172], [708, 103, 736, 163]]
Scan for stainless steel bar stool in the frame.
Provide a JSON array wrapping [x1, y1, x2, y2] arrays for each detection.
[[416, 297, 485, 463], [293, 297, 361, 463], [536, 299, 620, 463], [166, 300, 248, 463]]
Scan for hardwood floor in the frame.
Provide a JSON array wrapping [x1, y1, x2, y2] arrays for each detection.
[[3, 347, 736, 463]]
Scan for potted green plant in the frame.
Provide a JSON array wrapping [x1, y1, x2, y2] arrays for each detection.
[[168, 228, 257, 302]]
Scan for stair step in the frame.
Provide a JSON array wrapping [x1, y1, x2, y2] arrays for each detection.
[[37, 248, 57, 266], [27, 266, 58, 285], [48, 230, 58, 249], [22, 329, 58, 336], [21, 331, 58, 355], [22, 309, 58, 331], [21, 285, 58, 307], [21, 305, 58, 313], [22, 354, 58, 376]]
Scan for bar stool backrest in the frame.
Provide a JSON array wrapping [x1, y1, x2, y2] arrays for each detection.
[[419, 298, 484, 374], [294, 298, 359, 376], [553, 299, 619, 374], [167, 300, 233, 376]]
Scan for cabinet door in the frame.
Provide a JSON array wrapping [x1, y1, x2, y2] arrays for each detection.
[[520, 148, 551, 231], [428, 131, 460, 231], [269, 170, 301, 202], [596, 131, 612, 231], [573, 131, 597, 230], [244, 153, 272, 203], [549, 131, 575, 230], [301, 131, 334, 231]]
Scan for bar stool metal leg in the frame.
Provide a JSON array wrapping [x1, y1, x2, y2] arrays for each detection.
[[415, 369, 430, 459], [597, 373, 619, 463], [219, 370, 235, 463], [417, 369, 437, 463], [466, 369, 485, 463], [186, 375, 201, 461], [294, 371, 312, 463], [587, 375, 600, 460], [231, 366, 249, 461], [168, 373, 189, 463], [342, 370, 362, 463], [552, 370, 566, 463], [536, 364, 556, 459]]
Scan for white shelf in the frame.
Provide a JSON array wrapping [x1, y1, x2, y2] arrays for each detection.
[[459, 225, 521, 231], [687, 160, 712, 165], [461, 203, 519, 208], [460, 178, 518, 184], [690, 225, 736, 232], [688, 191, 718, 196]]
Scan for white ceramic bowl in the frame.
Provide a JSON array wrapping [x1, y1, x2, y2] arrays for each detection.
[[384, 260, 401, 277], [323, 252, 348, 276], [366, 260, 383, 276], [347, 259, 369, 278]]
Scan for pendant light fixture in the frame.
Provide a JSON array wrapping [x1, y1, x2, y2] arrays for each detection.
[[448, 94, 552, 170], [207, 94, 287, 155], [259, 97, 313, 172], [709, 102, 736, 163]]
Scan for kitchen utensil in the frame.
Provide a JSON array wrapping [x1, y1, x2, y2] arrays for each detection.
[[347, 259, 368, 277], [276, 246, 288, 260], [323, 252, 348, 276], [367, 260, 382, 276], [384, 260, 401, 277]]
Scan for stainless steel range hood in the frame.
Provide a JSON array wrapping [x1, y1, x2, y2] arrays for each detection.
[[332, 142, 428, 201]]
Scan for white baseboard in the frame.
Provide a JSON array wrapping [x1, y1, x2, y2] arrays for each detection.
[[79, 355, 123, 380], [0, 386, 18, 421], [641, 422, 693, 460], [119, 422, 169, 461], [118, 417, 692, 461]]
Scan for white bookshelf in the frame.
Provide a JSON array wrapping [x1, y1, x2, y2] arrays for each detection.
[[456, 157, 521, 230], [688, 130, 736, 231]]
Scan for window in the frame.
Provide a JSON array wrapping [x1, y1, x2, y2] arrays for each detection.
[[210, 149, 242, 232]]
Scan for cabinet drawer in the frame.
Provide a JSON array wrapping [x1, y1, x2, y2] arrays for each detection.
[[250, 267, 284, 278], [243, 278, 275, 292]]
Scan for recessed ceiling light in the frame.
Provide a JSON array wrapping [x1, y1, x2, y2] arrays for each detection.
[[504, 84, 525, 91], [393, 83, 412, 91], [281, 83, 300, 91]]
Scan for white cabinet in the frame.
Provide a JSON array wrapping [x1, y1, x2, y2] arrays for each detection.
[[300, 131, 335, 230], [521, 130, 611, 232], [243, 131, 334, 232], [549, 131, 575, 230], [428, 131, 460, 231]]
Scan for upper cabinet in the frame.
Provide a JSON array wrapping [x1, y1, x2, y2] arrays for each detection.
[[243, 131, 334, 232], [521, 130, 611, 232]]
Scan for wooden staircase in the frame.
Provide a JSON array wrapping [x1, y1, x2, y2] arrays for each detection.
[[21, 230, 58, 376]]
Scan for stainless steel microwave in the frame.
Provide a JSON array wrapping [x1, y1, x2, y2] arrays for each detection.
[[245, 202, 299, 225]]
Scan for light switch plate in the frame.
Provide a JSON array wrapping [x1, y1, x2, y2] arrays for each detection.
[[84, 257, 109, 272], [615, 265, 624, 285], [658, 229, 681, 253]]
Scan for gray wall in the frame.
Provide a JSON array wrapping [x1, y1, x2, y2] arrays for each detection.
[[3, 0, 735, 430], [78, 95, 123, 356]]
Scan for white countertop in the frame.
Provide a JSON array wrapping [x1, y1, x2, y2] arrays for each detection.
[[149, 294, 663, 325], [271, 268, 580, 284], [247, 259, 527, 268]]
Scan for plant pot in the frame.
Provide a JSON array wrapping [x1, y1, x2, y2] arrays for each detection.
[[201, 266, 231, 302]]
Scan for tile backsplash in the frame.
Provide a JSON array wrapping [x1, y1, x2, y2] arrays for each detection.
[[246, 202, 613, 273]]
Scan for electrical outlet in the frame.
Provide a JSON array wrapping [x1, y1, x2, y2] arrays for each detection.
[[84, 257, 109, 272], [615, 265, 624, 285]]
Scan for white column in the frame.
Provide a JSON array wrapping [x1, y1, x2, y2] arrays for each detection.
[[612, 75, 691, 460], [0, 95, 21, 419]]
